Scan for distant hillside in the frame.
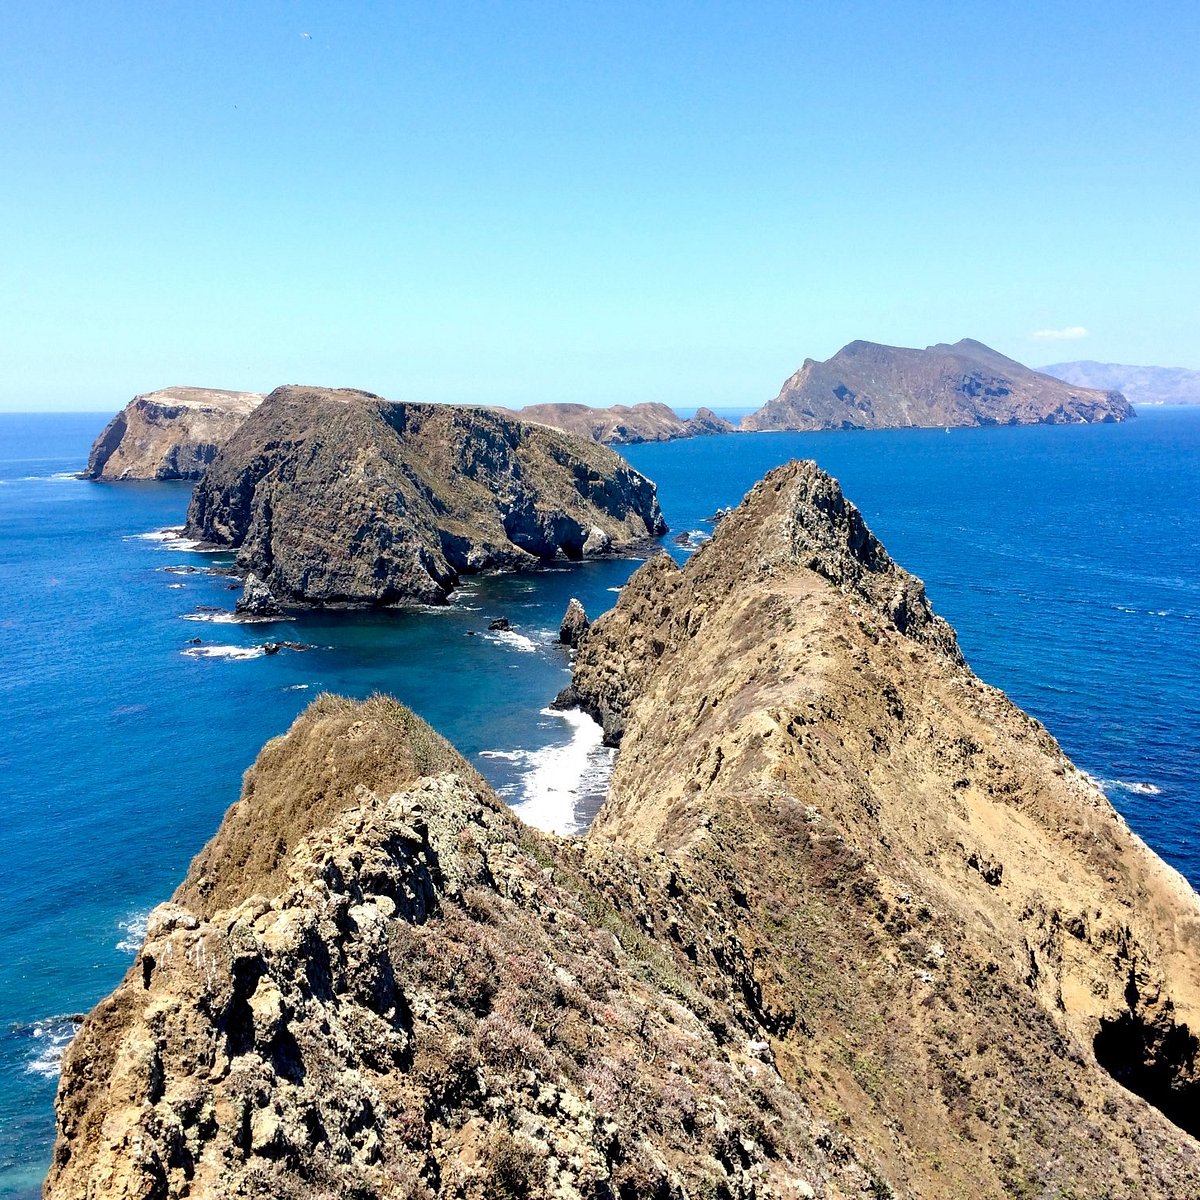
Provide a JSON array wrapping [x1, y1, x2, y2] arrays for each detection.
[[1041, 360, 1200, 405], [742, 338, 1134, 431], [500, 401, 732, 445]]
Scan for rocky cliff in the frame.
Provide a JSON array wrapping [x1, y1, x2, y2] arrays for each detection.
[[84, 388, 263, 480], [184, 387, 667, 608], [49, 463, 1200, 1199], [503, 402, 733, 445], [741, 339, 1134, 430]]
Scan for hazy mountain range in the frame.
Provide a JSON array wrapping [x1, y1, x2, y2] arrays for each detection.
[[1041, 361, 1200, 405]]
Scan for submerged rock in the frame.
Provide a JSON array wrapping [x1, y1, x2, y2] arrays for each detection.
[[185, 387, 667, 609], [487, 617, 511, 631]]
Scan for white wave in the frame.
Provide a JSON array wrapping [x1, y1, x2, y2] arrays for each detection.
[[1109, 779, 1163, 797], [180, 610, 293, 625], [607, 586, 623, 593], [21, 1016, 82, 1080], [285, 683, 311, 691], [485, 628, 538, 653], [181, 645, 265, 661], [128, 527, 222, 553], [167, 583, 186, 589], [117, 910, 149, 954], [478, 749, 527, 762], [508, 707, 615, 837], [19, 471, 80, 482]]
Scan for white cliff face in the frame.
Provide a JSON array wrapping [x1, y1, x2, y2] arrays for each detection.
[[85, 388, 263, 481]]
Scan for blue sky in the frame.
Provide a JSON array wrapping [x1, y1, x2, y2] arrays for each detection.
[[2, 1, 1197, 411]]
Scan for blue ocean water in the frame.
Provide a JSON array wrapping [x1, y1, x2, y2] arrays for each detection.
[[1, 408, 1198, 1194]]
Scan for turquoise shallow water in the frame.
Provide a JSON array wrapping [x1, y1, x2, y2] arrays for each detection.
[[1, 408, 1198, 1194]]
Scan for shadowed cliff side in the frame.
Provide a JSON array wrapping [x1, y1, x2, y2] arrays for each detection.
[[569, 460, 1200, 1196], [184, 387, 667, 609]]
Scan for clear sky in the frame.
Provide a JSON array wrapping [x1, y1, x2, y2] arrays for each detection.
[[2, 1, 1198, 411]]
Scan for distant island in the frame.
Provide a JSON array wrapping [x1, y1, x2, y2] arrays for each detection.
[[1041, 360, 1200, 406], [82, 340, 1138, 487], [499, 401, 733, 444], [184, 386, 666, 609], [84, 387, 263, 480], [742, 338, 1133, 430]]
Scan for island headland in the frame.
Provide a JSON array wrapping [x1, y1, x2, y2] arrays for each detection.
[[500, 401, 734, 445], [741, 338, 1134, 430], [183, 386, 667, 609], [84, 387, 263, 480], [48, 460, 1200, 1199]]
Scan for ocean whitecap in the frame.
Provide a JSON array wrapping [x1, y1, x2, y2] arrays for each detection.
[[181, 645, 266, 661]]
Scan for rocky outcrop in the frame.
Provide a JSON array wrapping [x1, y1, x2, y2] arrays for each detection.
[[235, 574, 281, 618], [1042, 360, 1200, 406], [503, 401, 734, 445], [49, 463, 1200, 1199], [84, 388, 263, 480], [558, 598, 590, 647], [567, 460, 1200, 1196], [741, 339, 1134, 430], [48, 695, 883, 1200], [184, 387, 667, 609]]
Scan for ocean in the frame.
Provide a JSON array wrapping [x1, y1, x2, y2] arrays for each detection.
[[2, 407, 1197, 1195]]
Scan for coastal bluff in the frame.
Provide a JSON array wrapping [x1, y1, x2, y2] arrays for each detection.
[[501, 401, 733, 445], [184, 386, 667, 608], [742, 338, 1135, 430], [84, 387, 263, 480], [49, 461, 1200, 1199]]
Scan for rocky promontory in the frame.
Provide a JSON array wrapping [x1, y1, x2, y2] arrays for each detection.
[[48, 462, 1200, 1199], [741, 338, 1134, 430], [84, 387, 263, 480], [502, 401, 733, 445], [184, 387, 667, 608]]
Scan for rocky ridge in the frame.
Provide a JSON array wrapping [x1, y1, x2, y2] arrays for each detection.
[[184, 387, 666, 609], [48, 462, 1200, 1199], [85, 388, 263, 480], [741, 339, 1134, 430], [501, 402, 733, 445]]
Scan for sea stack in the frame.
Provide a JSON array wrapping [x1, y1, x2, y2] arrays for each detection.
[[558, 597, 590, 646], [49, 463, 1200, 1199], [184, 386, 667, 609], [741, 338, 1134, 430], [84, 387, 263, 480]]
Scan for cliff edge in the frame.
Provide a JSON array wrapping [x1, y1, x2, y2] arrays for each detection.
[[184, 387, 667, 608], [84, 388, 263, 480]]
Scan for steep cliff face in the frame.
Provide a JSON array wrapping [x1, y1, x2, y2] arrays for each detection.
[[741, 339, 1134, 430], [570, 461, 1200, 1196], [84, 388, 263, 480], [503, 401, 733, 445], [184, 387, 667, 608], [49, 463, 1200, 1199]]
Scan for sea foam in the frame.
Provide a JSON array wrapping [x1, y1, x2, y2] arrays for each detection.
[[491, 707, 615, 837]]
